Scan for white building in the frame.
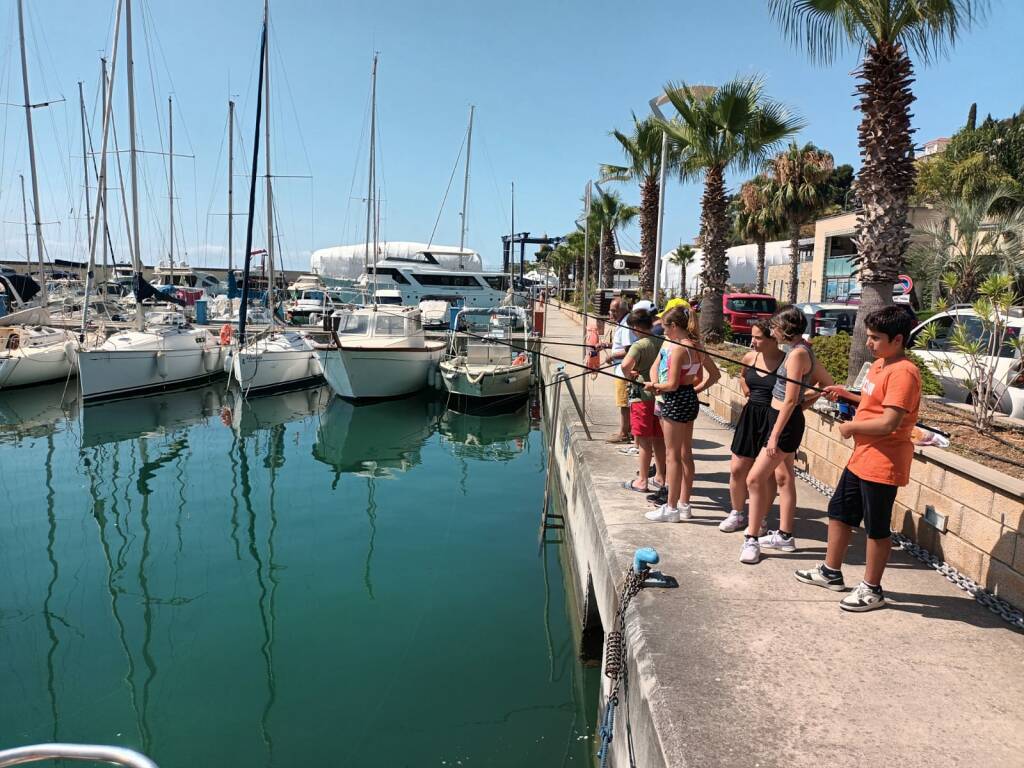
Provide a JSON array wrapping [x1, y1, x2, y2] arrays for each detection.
[[659, 238, 811, 296]]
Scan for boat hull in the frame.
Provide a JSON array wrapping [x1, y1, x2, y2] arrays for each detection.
[[78, 331, 224, 402], [317, 343, 443, 400], [229, 334, 323, 395], [440, 361, 533, 401]]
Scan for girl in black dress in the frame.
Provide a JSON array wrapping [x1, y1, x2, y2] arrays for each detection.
[[719, 319, 784, 533]]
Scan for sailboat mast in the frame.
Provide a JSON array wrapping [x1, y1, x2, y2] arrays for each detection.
[[168, 95, 175, 284], [263, 0, 275, 322], [20, 175, 31, 268], [101, 58, 110, 276], [458, 104, 474, 267], [79, 82, 93, 258], [17, 0, 48, 305], [364, 53, 377, 302], [125, 0, 145, 330], [228, 99, 235, 273]]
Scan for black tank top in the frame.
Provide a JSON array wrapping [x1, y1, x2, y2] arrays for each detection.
[[744, 355, 778, 407]]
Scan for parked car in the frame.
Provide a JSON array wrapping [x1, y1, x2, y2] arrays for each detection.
[[722, 293, 776, 337], [908, 307, 1024, 414], [795, 303, 856, 338]]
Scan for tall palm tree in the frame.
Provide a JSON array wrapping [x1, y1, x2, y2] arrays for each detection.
[[769, 0, 989, 379], [668, 243, 697, 298], [659, 77, 803, 341], [588, 189, 639, 290], [771, 142, 835, 303], [600, 115, 678, 295], [735, 174, 786, 294]]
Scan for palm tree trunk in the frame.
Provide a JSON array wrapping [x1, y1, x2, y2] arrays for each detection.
[[699, 165, 729, 342], [788, 223, 800, 304], [755, 236, 766, 294], [638, 175, 659, 296], [600, 228, 615, 290], [681, 262, 688, 299], [847, 40, 916, 382]]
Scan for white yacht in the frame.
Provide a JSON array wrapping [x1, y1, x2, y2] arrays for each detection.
[[226, 329, 322, 396], [77, 311, 224, 402], [0, 325, 78, 391], [357, 251, 520, 310], [315, 305, 445, 399]]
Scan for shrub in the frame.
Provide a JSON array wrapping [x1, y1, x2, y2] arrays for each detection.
[[811, 333, 943, 395]]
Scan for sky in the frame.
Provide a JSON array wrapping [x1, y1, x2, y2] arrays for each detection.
[[1, 0, 1022, 274]]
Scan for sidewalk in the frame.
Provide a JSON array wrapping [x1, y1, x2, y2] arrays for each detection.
[[541, 304, 1024, 768]]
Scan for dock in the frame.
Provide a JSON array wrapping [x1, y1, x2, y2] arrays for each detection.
[[539, 304, 1024, 768]]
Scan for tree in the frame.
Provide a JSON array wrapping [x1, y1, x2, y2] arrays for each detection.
[[659, 77, 802, 341], [910, 187, 1024, 304], [588, 189, 638, 290], [826, 163, 856, 209], [770, 142, 835, 303], [966, 102, 977, 131], [557, 229, 587, 295], [668, 243, 697, 298], [734, 174, 785, 293], [769, 0, 990, 382], [600, 115, 678, 295]]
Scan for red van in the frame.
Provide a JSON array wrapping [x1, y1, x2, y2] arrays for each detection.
[[722, 293, 777, 336]]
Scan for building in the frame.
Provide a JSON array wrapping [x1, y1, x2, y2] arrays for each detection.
[[916, 137, 950, 159]]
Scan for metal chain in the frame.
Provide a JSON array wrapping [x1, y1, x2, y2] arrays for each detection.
[[701, 405, 1024, 632]]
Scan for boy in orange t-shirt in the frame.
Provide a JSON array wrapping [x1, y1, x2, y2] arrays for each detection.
[[796, 306, 921, 612]]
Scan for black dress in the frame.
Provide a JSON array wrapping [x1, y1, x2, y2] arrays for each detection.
[[730, 358, 778, 459]]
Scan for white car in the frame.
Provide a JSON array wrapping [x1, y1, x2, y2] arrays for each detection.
[[909, 307, 1024, 417]]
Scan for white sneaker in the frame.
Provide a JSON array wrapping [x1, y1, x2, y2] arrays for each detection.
[[645, 504, 679, 523], [758, 530, 797, 552], [840, 582, 886, 612], [677, 503, 693, 521], [719, 510, 746, 532], [739, 537, 761, 564]]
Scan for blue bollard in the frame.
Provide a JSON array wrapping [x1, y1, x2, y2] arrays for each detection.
[[633, 547, 659, 573], [195, 298, 208, 325]]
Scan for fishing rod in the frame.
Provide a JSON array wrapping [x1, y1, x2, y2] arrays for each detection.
[[511, 292, 951, 438]]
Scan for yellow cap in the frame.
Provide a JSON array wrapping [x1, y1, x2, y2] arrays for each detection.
[[656, 297, 689, 318]]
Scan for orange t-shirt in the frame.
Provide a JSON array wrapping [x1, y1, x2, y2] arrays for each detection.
[[846, 357, 922, 487]]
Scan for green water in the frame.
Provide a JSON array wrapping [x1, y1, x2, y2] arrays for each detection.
[[0, 383, 598, 767]]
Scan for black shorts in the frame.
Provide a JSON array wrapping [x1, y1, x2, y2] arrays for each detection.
[[658, 385, 699, 423], [763, 407, 805, 454], [827, 467, 897, 540]]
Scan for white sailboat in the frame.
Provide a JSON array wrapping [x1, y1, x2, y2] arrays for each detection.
[[316, 305, 445, 399], [0, 0, 79, 389], [77, 0, 223, 402], [225, 2, 322, 397]]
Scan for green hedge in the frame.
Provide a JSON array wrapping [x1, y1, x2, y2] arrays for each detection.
[[810, 333, 944, 395]]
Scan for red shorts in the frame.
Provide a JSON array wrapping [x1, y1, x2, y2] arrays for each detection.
[[630, 400, 663, 439]]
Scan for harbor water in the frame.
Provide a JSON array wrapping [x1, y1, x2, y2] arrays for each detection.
[[0, 383, 598, 766]]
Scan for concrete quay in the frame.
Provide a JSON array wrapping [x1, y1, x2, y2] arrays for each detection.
[[539, 304, 1024, 768]]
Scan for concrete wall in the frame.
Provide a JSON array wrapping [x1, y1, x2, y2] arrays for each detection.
[[706, 370, 1024, 607], [765, 260, 812, 303]]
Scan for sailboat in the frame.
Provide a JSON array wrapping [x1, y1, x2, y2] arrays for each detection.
[[226, 1, 322, 397], [77, 0, 224, 402], [0, 0, 79, 390]]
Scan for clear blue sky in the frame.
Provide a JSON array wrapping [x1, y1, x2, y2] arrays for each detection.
[[2, 0, 1022, 273]]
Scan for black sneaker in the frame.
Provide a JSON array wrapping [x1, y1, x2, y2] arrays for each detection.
[[646, 487, 668, 505], [795, 564, 846, 592]]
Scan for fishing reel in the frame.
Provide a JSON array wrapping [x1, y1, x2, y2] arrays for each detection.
[[814, 392, 859, 423]]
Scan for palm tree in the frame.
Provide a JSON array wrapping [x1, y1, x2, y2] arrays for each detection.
[[734, 174, 786, 294], [600, 115, 678, 295], [910, 187, 1024, 304], [667, 243, 696, 298], [770, 142, 835, 303], [659, 77, 802, 341], [556, 229, 587, 296], [588, 189, 638, 290], [769, 0, 989, 379]]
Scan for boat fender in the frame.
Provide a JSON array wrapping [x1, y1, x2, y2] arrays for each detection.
[[63, 339, 76, 361], [512, 353, 527, 366], [220, 324, 234, 346], [156, 350, 168, 377]]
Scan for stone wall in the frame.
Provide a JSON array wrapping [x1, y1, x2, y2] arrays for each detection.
[[706, 371, 1024, 607]]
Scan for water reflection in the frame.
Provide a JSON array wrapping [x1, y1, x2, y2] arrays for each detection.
[[81, 386, 224, 447], [312, 392, 442, 480], [0, 382, 78, 442], [439, 404, 533, 461]]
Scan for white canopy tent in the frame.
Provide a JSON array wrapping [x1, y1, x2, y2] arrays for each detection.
[[659, 238, 812, 296], [310, 241, 482, 280]]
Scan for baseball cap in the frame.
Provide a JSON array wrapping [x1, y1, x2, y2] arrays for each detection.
[[656, 297, 690, 318], [632, 299, 655, 313]]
